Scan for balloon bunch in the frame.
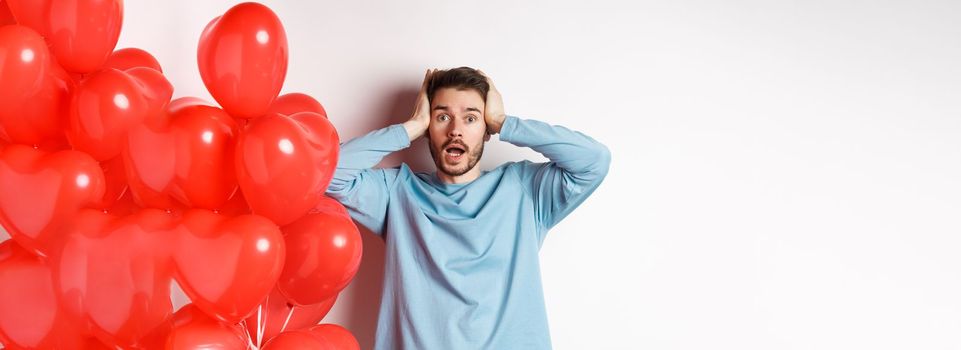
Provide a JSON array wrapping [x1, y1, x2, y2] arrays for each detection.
[[0, 1, 362, 349]]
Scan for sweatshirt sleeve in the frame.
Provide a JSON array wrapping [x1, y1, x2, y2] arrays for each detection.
[[499, 115, 612, 236], [325, 123, 411, 236]]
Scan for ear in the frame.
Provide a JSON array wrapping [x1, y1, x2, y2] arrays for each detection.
[[484, 133, 491, 142]]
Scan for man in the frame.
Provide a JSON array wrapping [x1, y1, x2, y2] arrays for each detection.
[[326, 67, 611, 349]]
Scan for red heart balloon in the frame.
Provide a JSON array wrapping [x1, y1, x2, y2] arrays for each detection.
[[165, 304, 250, 350], [0, 25, 50, 104], [0, 145, 105, 257], [244, 287, 337, 347], [307, 324, 360, 350], [198, 2, 287, 119], [268, 93, 327, 118], [54, 208, 178, 348], [173, 209, 286, 324], [0, 25, 72, 148], [104, 47, 162, 73], [123, 97, 239, 210], [261, 329, 328, 350], [0, 240, 87, 350], [124, 67, 174, 126], [67, 68, 168, 161], [121, 118, 177, 210], [278, 199, 362, 306], [235, 112, 339, 226], [6, 0, 123, 74]]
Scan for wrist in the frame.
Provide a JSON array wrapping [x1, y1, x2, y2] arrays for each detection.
[[489, 114, 506, 134], [403, 119, 427, 141]]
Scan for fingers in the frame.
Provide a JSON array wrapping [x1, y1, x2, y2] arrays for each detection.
[[412, 69, 435, 126]]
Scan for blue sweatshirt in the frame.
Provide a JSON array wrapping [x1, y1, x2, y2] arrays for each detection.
[[326, 116, 611, 349]]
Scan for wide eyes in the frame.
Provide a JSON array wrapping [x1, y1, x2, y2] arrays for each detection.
[[436, 114, 478, 123]]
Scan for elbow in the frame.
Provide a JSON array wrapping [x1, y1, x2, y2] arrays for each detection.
[[587, 143, 612, 179], [598, 144, 612, 177]]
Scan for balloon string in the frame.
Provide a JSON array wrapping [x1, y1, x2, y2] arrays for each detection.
[[240, 320, 259, 350], [246, 330, 260, 350], [280, 307, 295, 333], [256, 304, 264, 347]]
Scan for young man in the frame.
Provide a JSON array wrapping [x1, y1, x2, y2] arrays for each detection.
[[326, 67, 611, 349]]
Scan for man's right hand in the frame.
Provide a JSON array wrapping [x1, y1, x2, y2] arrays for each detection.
[[403, 69, 434, 142]]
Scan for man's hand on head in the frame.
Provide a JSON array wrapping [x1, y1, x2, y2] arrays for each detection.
[[479, 70, 506, 135], [404, 69, 435, 142]]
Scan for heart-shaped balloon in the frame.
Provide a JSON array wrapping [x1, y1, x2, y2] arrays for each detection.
[[0, 25, 72, 148], [235, 112, 339, 226], [67, 68, 172, 161], [306, 324, 360, 350], [260, 329, 328, 350], [165, 304, 250, 349], [198, 2, 287, 119], [244, 287, 337, 347], [278, 198, 362, 306], [124, 67, 174, 125], [261, 324, 359, 350], [104, 47, 162, 73], [121, 120, 176, 210], [123, 97, 239, 210], [54, 208, 178, 348], [6, 0, 123, 74], [0, 240, 87, 350], [267, 93, 327, 118], [0, 145, 106, 257], [173, 209, 286, 324], [0, 25, 50, 104]]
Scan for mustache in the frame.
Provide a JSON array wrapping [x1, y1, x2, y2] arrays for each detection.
[[442, 139, 468, 151]]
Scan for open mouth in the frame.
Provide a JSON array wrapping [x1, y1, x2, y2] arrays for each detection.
[[444, 143, 466, 162]]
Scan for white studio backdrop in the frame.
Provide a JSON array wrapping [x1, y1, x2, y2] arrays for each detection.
[[1, 1, 960, 349]]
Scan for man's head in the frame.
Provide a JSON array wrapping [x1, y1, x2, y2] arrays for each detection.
[[425, 67, 490, 182]]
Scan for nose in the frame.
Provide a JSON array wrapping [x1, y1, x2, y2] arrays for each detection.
[[447, 117, 463, 138]]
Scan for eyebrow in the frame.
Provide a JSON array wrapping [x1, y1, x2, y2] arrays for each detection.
[[433, 105, 482, 114]]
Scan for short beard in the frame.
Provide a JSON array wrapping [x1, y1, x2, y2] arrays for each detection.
[[428, 138, 484, 177]]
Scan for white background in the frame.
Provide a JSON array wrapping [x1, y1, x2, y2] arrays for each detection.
[[2, 0, 960, 349]]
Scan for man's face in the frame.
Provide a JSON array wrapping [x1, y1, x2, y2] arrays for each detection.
[[427, 87, 489, 178]]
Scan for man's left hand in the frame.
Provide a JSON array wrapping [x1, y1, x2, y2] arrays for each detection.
[[480, 70, 506, 135]]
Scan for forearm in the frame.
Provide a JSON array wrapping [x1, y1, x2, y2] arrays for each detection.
[[328, 124, 410, 191], [402, 119, 427, 142], [499, 116, 611, 176]]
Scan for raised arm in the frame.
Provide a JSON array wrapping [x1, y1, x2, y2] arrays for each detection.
[[483, 74, 611, 235]]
